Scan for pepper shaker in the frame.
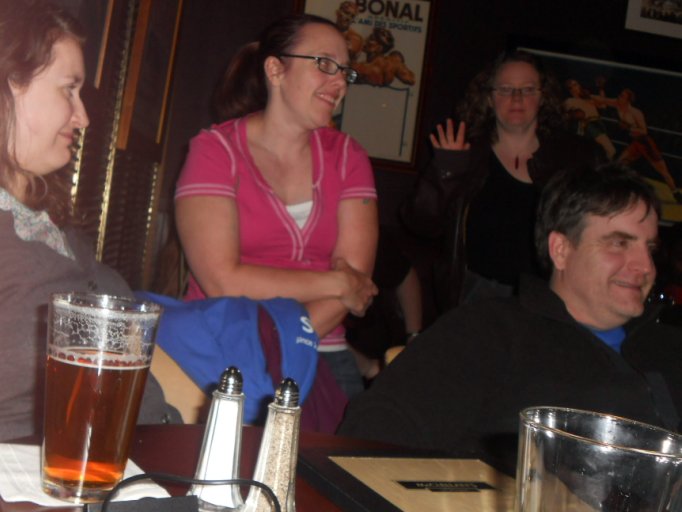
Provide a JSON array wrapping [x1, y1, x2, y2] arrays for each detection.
[[190, 367, 245, 511], [242, 378, 301, 512]]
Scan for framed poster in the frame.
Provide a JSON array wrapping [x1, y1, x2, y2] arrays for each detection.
[[298, 0, 433, 166], [520, 46, 682, 223], [625, 0, 682, 40]]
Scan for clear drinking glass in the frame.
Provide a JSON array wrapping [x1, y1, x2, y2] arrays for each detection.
[[515, 406, 682, 511], [41, 293, 162, 503]]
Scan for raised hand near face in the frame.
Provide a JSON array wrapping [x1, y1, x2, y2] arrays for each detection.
[[429, 119, 471, 151]]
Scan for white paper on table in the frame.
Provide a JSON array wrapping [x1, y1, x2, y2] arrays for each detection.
[[0, 443, 169, 507]]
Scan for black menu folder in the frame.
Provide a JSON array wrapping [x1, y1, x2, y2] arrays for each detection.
[[298, 448, 515, 512]]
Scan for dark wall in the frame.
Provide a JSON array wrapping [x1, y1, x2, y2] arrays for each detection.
[[161, 0, 681, 223], [160, 0, 295, 209]]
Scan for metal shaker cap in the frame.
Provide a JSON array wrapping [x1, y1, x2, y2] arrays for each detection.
[[217, 366, 243, 394], [274, 377, 299, 407]]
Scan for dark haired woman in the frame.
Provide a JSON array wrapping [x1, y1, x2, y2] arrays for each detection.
[[403, 51, 605, 310], [0, 0, 178, 441], [175, 14, 378, 400]]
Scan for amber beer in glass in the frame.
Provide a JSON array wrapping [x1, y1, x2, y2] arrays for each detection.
[[42, 293, 161, 503]]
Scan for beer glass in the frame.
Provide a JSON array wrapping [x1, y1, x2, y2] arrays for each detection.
[[41, 293, 162, 503], [515, 406, 682, 512]]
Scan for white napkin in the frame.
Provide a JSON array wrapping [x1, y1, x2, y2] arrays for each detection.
[[0, 443, 170, 506]]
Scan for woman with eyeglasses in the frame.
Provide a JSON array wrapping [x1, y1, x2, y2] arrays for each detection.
[[402, 50, 605, 310], [175, 14, 378, 401]]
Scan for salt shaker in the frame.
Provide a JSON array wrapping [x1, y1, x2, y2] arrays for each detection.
[[190, 367, 245, 511], [242, 378, 301, 512]]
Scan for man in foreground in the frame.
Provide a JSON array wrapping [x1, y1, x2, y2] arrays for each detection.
[[338, 164, 681, 470]]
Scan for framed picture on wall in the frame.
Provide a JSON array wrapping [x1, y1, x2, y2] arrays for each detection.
[[519, 46, 682, 223], [297, 0, 433, 168], [625, 0, 682, 40]]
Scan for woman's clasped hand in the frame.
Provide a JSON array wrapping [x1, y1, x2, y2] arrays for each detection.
[[334, 258, 378, 317]]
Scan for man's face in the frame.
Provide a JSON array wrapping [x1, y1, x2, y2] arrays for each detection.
[[549, 200, 658, 330]]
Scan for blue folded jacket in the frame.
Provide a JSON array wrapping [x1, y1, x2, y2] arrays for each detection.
[[135, 292, 319, 423]]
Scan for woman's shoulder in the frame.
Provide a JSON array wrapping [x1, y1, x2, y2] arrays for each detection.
[[0, 214, 66, 287], [181, 118, 247, 181], [0, 203, 64, 255], [189, 118, 243, 149]]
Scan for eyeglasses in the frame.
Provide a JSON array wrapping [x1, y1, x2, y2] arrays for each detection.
[[491, 85, 541, 97], [279, 54, 358, 84]]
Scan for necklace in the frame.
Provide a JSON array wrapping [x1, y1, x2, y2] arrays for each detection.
[[494, 138, 539, 174], [492, 144, 535, 184]]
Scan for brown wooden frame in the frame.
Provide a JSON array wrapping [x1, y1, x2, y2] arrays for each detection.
[[116, 0, 183, 151]]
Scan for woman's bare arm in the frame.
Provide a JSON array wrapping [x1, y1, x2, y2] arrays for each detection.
[[175, 195, 376, 316], [304, 197, 378, 337]]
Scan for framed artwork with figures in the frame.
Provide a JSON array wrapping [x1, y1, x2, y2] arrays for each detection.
[[297, 0, 434, 168], [518, 45, 682, 223]]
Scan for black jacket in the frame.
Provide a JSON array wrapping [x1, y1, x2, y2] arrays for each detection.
[[338, 276, 682, 472], [401, 132, 605, 309]]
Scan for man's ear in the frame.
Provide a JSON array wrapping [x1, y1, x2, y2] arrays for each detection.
[[264, 56, 285, 86], [548, 231, 571, 271]]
